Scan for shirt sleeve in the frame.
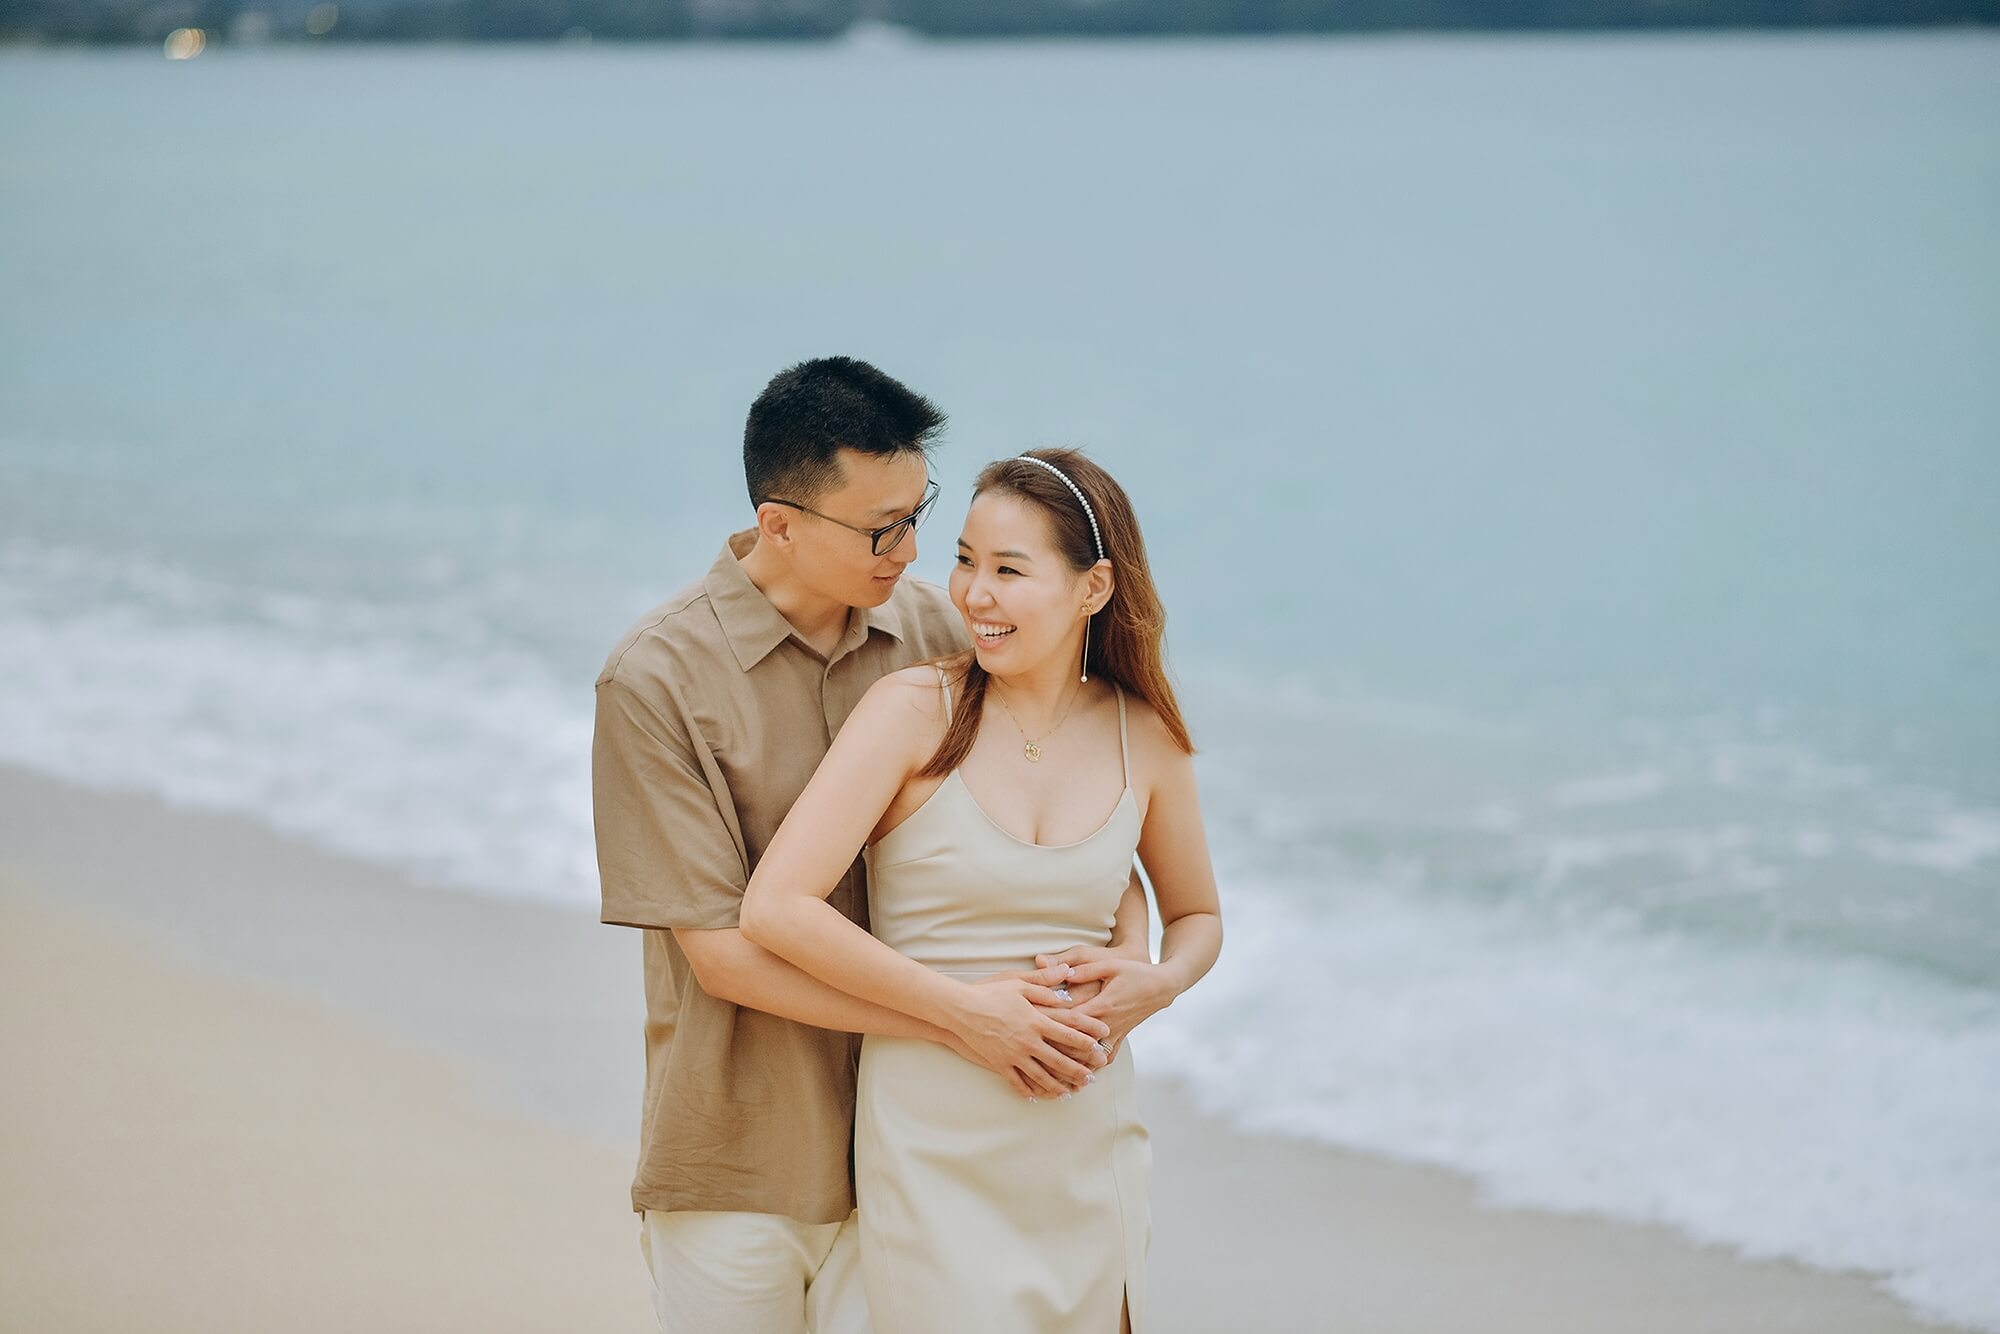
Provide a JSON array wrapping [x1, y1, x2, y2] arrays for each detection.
[[592, 674, 748, 931]]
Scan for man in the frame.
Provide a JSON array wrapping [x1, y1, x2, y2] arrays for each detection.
[[592, 358, 1150, 1334]]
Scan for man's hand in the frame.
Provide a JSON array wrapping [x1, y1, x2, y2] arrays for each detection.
[[1034, 946, 1182, 1057]]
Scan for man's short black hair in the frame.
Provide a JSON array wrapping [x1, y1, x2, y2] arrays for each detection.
[[743, 357, 946, 508]]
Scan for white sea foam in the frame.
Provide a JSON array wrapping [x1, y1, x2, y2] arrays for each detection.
[[1137, 858, 2000, 1333], [1860, 810, 2000, 875], [1547, 767, 1669, 808], [0, 541, 596, 902]]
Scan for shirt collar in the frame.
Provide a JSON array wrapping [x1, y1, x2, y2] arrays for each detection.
[[704, 529, 910, 673], [857, 584, 908, 647]]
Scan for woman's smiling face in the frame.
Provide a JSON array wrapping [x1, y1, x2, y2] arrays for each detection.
[[949, 491, 1090, 677]]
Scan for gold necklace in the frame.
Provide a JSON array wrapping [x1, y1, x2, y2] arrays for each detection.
[[991, 680, 1082, 763]]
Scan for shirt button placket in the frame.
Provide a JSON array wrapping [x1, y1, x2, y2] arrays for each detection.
[[821, 662, 837, 743]]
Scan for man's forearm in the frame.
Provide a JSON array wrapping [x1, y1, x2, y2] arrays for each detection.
[[674, 927, 948, 1042]]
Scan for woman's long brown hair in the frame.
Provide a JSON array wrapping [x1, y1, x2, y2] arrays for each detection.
[[920, 447, 1193, 777]]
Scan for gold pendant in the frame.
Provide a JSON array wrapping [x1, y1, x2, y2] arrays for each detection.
[[1023, 741, 1042, 762]]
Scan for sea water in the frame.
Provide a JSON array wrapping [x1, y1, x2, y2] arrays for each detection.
[[3, 32, 1997, 1329]]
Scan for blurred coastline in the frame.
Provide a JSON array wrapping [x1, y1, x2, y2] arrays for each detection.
[[6, 0, 1997, 51]]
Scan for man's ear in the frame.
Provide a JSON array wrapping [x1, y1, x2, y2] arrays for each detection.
[[755, 502, 796, 549]]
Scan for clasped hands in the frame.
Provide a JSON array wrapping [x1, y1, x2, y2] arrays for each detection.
[[940, 943, 1181, 1102]]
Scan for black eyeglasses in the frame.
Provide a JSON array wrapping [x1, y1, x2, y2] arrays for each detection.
[[758, 479, 940, 557]]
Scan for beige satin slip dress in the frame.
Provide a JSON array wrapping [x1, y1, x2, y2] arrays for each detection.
[[856, 667, 1151, 1334]]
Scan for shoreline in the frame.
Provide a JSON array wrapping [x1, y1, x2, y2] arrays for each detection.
[[0, 763, 1969, 1333]]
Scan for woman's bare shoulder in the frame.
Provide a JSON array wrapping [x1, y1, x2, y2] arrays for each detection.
[[856, 658, 966, 730], [1120, 690, 1195, 776]]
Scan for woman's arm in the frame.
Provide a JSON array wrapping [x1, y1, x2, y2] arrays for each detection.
[[738, 670, 1110, 1098], [1130, 747, 1223, 993]]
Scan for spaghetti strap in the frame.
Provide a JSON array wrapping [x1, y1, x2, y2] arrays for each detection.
[[1115, 686, 1129, 786], [935, 664, 953, 724]]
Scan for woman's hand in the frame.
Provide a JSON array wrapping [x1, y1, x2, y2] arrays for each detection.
[[946, 975, 1112, 1100], [1034, 947, 1183, 1057]]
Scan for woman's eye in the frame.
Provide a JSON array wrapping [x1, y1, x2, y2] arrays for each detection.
[[954, 554, 972, 566], [998, 566, 1020, 577]]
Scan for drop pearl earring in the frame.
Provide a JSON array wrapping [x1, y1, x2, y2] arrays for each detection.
[[1080, 606, 1090, 684]]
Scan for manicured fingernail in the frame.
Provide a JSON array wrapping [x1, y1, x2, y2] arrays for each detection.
[[1060, 1092, 1073, 1101], [1086, 1073, 1096, 1084]]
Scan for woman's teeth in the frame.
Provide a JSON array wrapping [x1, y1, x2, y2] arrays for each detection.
[[973, 621, 1016, 644]]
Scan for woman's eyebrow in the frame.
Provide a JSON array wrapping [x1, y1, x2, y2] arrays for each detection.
[[956, 539, 1035, 561]]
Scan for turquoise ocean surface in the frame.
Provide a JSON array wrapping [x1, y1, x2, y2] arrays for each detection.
[[3, 32, 1997, 1328]]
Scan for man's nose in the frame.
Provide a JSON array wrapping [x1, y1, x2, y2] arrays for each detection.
[[886, 528, 918, 565]]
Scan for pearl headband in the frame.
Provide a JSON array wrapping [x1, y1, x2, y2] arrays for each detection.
[[1014, 454, 1105, 562]]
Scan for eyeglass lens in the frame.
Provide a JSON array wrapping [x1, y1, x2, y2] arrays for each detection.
[[872, 487, 937, 556]]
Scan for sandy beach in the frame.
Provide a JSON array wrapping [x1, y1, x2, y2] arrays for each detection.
[[0, 764, 1966, 1334]]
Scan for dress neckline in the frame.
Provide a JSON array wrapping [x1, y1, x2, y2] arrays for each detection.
[[949, 772, 1136, 851]]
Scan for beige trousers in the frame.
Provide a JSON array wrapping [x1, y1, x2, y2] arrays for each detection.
[[640, 1209, 871, 1334]]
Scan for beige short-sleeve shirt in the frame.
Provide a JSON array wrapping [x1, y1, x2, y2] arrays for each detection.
[[593, 530, 967, 1222]]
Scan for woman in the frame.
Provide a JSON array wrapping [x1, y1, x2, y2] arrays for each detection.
[[741, 448, 1223, 1334]]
